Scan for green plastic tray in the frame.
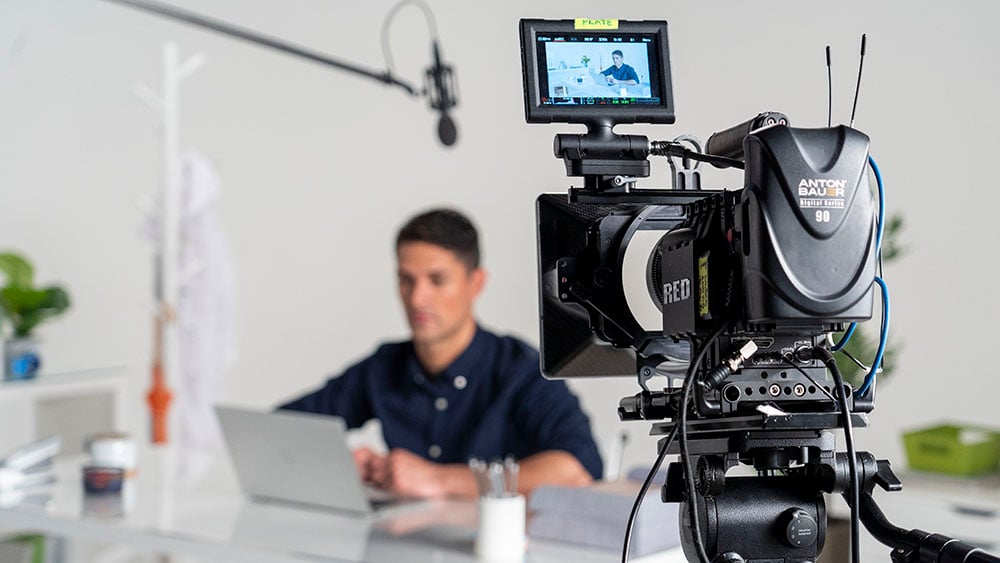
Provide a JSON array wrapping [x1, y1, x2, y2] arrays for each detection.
[[903, 424, 1000, 476]]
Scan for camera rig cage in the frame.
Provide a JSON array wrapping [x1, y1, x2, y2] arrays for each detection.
[[521, 18, 999, 563]]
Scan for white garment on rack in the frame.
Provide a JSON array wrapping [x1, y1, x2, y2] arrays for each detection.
[[142, 149, 237, 477], [175, 150, 237, 457]]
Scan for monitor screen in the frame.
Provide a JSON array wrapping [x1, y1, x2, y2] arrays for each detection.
[[521, 19, 675, 126]]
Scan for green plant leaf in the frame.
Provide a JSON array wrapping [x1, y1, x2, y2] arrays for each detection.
[[39, 286, 70, 311], [0, 284, 71, 337], [16, 311, 47, 338], [1, 286, 48, 314], [880, 215, 905, 262], [0, 252, 34, 289]]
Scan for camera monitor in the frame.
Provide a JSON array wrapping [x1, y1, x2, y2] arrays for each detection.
[[520, 19, 675, 126]]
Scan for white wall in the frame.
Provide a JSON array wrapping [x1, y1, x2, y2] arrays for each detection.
[[2, 0, 998, 475]]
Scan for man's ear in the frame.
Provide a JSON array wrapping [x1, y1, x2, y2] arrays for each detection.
[[470, 267, 487, 297]]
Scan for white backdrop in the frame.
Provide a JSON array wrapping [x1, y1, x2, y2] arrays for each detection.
[[2, 0, 998, 475]]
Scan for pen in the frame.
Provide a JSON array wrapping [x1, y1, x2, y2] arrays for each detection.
[[469, 458, 490, 497], [489, 461, 505, 497], [504, 456, 519, 495]]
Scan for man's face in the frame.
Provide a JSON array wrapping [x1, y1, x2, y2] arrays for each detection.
[[397, 241, 485, 347], [613, 53, 623, 68]]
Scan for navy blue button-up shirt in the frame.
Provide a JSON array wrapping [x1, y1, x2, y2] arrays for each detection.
[[278, 326, 603, 479]]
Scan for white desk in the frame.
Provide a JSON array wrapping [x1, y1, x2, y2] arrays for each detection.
[[827, 469, 1000, 560], [0, 366, 129, 456], [0, 448, 686, 563]]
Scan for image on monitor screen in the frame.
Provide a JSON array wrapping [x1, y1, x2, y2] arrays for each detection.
[[520, 20, 675, 130], [543, 41, 653, 103]]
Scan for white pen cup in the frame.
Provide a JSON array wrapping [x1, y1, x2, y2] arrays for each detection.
[[475, 494, 526, 561], [86, 432, 136, 474]]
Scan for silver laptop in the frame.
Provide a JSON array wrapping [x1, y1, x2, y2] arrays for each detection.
[[216, 405, 399, 515]]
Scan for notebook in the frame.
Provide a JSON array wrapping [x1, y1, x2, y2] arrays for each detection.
[[215, 405, 402, 516]]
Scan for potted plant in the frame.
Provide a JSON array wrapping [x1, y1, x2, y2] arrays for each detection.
[[0, 252, 71, 380]]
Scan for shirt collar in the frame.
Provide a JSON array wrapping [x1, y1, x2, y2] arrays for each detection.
[[407, 324, 489, 385]]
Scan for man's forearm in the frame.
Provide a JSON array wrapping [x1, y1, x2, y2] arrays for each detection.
[[515, 450, 593, 495], [440, 451, 592, 498], [387, 450, 592, 499], [435, 463, 479, 499]]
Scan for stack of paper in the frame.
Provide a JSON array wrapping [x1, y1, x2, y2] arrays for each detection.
[[527, 478, 680, 557], [0, 436, 59, 498]]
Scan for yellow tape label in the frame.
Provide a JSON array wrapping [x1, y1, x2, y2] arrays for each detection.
[[574, 19, 619, 30], [698, 253, 710, 317]]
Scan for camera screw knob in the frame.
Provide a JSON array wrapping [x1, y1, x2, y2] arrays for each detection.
[[778, 508, 818, 548]]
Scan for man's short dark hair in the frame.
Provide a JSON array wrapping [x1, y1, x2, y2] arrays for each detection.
[[612, 49, 623, 58], [396, 208, 480, 270]]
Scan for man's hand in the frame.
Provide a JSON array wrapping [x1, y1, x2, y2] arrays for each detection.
[[605, 75, 616, 85], [352, 446, 386, 484], [356, 447, 475, 499], [378, 448, 453, 499]]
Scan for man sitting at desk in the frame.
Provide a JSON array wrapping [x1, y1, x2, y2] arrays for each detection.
[[279, 208, 603, 499], [601, 49, 640, 86]]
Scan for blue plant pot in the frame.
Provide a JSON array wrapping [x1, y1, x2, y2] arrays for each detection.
[[4, 338, 41, 380]]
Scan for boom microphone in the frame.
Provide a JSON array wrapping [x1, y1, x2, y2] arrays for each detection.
[[426, 40, 459, 146]]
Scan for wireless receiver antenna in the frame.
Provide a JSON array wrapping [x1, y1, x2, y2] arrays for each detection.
[[826, 45, 833, 127], [850, 34, 867, 127]]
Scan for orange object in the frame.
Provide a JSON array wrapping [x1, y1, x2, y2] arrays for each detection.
[[148, 309, 173, 444], [147, 362, 172, 444]]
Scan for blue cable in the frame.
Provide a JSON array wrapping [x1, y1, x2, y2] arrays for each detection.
[[870, 155, 885, 254], [833, 156, 885, 355], [831, 323, 857, 352], [856, 276, 889, 397]]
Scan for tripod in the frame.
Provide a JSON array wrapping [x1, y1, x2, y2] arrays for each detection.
[[650, 415, 1000, 563]]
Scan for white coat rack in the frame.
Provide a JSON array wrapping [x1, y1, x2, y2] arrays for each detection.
[[130, 42, 206, 552], [134, 42, 204, 447]]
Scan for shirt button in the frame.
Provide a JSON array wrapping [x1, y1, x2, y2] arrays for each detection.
[[434, 397, 449, 411], [414, 372, 425, 385], [428, 445, 442, 459], [453, 375, 467, 390]]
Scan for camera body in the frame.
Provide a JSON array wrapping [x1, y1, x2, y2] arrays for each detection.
[[523, 19, 1000, 563], [524, 18, 877, 421], [537, 125, 876, 418], [523, 17, 875, 563]]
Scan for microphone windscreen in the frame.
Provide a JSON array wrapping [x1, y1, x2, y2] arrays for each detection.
[[438, 113, 458, 146]]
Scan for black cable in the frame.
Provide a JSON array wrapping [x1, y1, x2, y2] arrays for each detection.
[[380, 0, 439, 77], [649, 141, 745, 170], [621, 423, 679, 563], [679, 322, 729, 563], [814, 346, 860, 563]]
